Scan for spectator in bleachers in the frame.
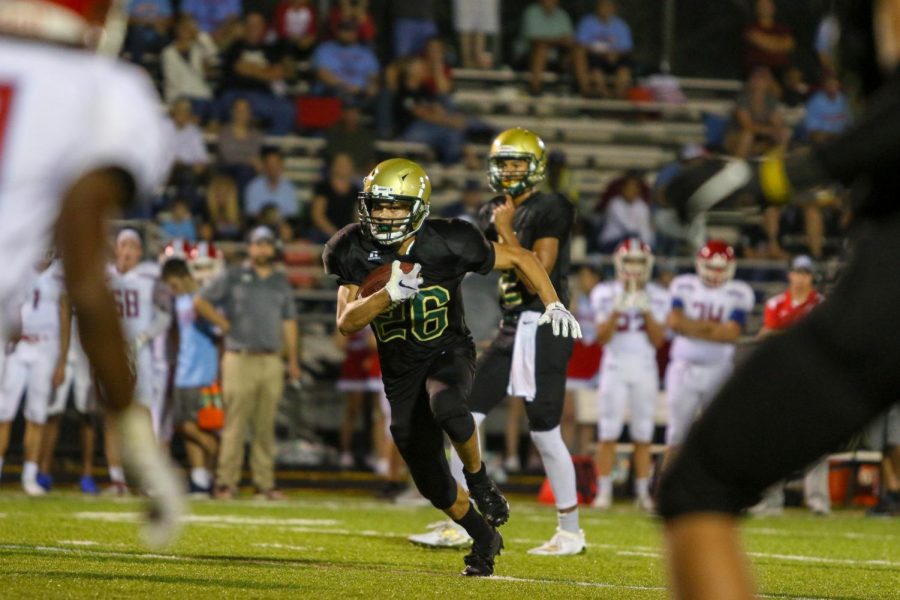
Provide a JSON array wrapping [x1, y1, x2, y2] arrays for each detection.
[[517, 0, 574, 96], [422, 37, 453, 97], [814, 12, 839, 75], [725, 67, 790, 159], [780, 66, 810, 108], [161, 15, 215, 118], [440, 179, 483, 223], [453, 0, 499, 69], [573, 0, 634, 99], [324, 103, 377, 174], [598, 172, 653, 252], [390, 0, 437, 59], [244, 147, 300, 221], [742, 0, 795, 84], [124, 0, 172, 67], [804, 72, 852, 146], [312, 19, 380, 104], [160, 197, 198, 242], [394, 57, 467, 165], [204, 174, 243, 241], [166, 99, 209, 188], [217, 98, 265, 194], [327, 0, 376, 46], [309, 153, 360, 242], [542, 150, 579, 203], [181, 0, 243, 49], [219, 12, 295, 136], [276, 0, 318, 62]]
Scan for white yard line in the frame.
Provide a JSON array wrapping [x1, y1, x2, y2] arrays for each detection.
[[73, 511, 338, 527]]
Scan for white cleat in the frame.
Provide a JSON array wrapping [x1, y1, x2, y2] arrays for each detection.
[[119, 405, 187, 549], [635, 495, 655, 513], [22, 479, 46, 496], [408, 520, 473, 548], [591, 492, 612, 511], [527, 527, 586, 556]]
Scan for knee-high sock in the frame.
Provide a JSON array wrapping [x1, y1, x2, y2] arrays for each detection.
[[449, 412, 486, 491], [530, 425, 578, 511]]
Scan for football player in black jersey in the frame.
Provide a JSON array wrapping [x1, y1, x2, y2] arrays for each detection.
[[658, 2, 900, 598], [323, 158, 581, 577], [467, 128, 586, 556]]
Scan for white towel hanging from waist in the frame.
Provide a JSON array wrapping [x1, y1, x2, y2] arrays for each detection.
[[507, 311, 541, 402]]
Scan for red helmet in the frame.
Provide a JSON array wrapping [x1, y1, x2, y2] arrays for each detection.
[[161, 239, 192, 262], [696, 240, 736, 287], [187, 241, 224, 283], [613, 237, 654, 285], [0, 0, 127, 54]]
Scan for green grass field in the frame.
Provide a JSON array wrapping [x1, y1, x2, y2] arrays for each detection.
[[0, 491, 897, 599]]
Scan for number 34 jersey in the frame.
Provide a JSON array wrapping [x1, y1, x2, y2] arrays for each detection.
[[590, 281, 670, 362], [668, 273, 755, 365], [323, 219, 495, 379]]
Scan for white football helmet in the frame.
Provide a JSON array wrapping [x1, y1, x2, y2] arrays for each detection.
[[696, 240, 736, 287], [613, 237, 654, 286]]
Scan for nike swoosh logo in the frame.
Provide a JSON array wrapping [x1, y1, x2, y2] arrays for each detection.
[[398, 282, 417, 291]]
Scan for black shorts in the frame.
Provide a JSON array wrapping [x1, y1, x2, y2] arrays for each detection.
[[382, 344, 476, 510], [469, 318, 574, 431], [658, 212, 900, 519], [173, 386, 203, 425], [587, 51, 633, 75]]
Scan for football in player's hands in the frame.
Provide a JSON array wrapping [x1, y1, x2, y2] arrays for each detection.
[[357, 261, 420, 300]]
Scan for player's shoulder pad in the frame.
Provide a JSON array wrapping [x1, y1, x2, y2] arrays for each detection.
[[428, 217, 484, 243], [136, 261, 161, 278], [670, 273, 696, 293], [647, 281, 670, 299], [725, 279, 755, 300], [590, 281, 615, 303], [322, 223, 362, 275]]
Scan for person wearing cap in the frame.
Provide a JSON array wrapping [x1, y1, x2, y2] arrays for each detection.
[[311, 18, 379, 103], [194, 225, 300, 500], [753, 255, 830, 515]]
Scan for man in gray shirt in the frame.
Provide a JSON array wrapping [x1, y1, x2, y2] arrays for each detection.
[[194, 226, 300, 500]]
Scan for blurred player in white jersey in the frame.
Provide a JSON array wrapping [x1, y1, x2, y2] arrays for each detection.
[[590, 239, 669, 511], [39, 313, 100, 494], [0, 256, 69, 495], [104, 229, 172, 494], [664, 241, 755, 463], [0, 0, 184, 545], [564, 264, 603, 454]]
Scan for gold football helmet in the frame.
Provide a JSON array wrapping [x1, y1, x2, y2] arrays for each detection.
[[488, 128, 547, 196], [358, 158, 432, 245]]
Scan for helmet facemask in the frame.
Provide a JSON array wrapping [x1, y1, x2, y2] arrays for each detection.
[[696, 255, 735, 287], [358, 192, 429, 246], [488, 153, 544, 196], [616, 255, 653, 286]]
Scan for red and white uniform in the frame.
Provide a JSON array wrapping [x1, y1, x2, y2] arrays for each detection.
[[565, 294, 603, 389], [48, 316, 93, 416], [108, 262, 171, 418], [591, 280, 670, 443], [665, 273, 755, 444], [0, 36, 169, 342], [763, 290, 824, 331], [0, 263, 65, 424]]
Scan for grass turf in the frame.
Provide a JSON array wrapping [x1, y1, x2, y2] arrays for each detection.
[[0, 491, 897, 599]]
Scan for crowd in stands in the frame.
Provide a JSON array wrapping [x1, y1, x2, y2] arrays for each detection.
[[124, 0, 855, 273]]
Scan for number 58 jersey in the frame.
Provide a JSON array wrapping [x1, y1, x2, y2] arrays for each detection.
[[323, 219, 495, 380], [669, 273, 755, 365], [0, 38, 169, 339]]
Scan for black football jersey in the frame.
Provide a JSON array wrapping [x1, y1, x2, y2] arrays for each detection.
[[323, 219, 496, 378], [477, 191, 574, 315]]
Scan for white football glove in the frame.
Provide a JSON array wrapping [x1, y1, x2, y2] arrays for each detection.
[[630, 291, 650, 314], [384, 260, 422, 303], [613, 293, 630, 314], [538, 301, 582, 339]]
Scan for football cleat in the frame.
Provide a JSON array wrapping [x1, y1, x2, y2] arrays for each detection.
[[22, 479, 47, 497], [591, 492, 612, 511], [80, 475, 100, 495], [36, 472, 53, 492], [466, 474, 510, 527], [461, 528, 503, 577], [635, 495, 655, 513], [409, 521, 473, 549], [104, 481, 131, 497], [527, 527, 586, 556], [118, 404, 186, 548]]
